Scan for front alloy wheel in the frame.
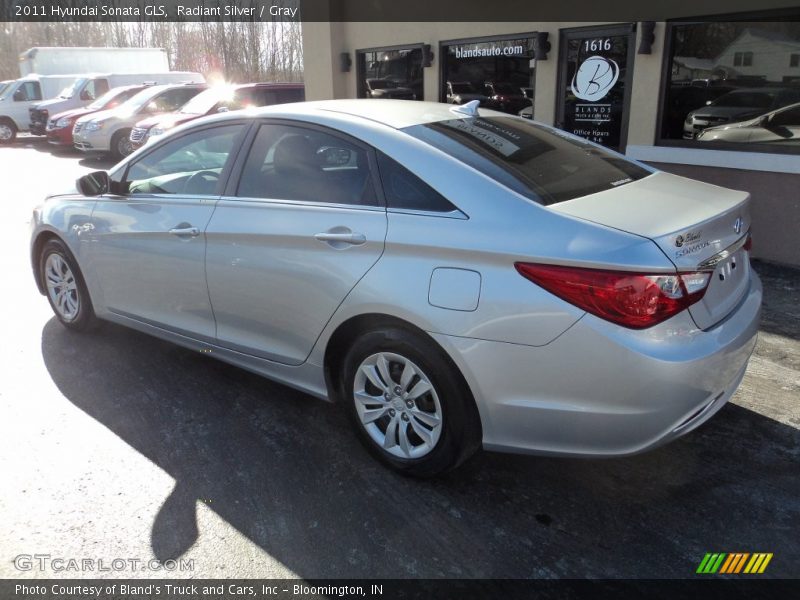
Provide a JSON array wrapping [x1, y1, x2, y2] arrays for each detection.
[[40, 238, 99, 331], [0, 121, 16, 143], [354, 352, 443, 459], [44, 253, 80, 322]]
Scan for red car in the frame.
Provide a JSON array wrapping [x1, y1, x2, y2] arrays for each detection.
[[130, 82, 305, 149], [46, 85, 150, 147]]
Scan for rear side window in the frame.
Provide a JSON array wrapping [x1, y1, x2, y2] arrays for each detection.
[[404, 117, 651, 205], [236, 123, 378, 206], [377, 152, 457, 213]]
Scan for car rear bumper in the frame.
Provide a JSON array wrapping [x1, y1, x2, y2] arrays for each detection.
[[431, 271, 762, 457]]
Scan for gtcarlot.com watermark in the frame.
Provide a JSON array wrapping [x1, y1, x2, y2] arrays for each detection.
[[14, 554, 194, 573]]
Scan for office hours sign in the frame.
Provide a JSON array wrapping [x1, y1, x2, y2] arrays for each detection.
[[558, 26, 634, 151]]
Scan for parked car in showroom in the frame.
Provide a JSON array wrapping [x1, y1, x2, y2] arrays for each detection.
[[45, 85, 150, 148], [445, 81, 488, 105], [31, 100, 760, 477], [697, 101, 800, 145], [364, 78, 416, 100], [682, 87, 800, 139], [72, 82, 206, 158], [130, 82, 304, 149]]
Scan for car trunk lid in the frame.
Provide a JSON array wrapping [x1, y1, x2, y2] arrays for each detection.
[[549, 171, 751, 330]]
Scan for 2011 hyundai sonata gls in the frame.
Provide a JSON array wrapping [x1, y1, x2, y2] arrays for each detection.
[[31, 99, 761, 476]]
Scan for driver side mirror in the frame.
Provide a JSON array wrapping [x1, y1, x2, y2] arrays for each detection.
[[13, 88, 25, 101], [80, 89, 93, 101], [76, 171, 110, 197]]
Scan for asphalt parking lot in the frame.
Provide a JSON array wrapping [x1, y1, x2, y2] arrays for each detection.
[[1, 137, 798, 580]]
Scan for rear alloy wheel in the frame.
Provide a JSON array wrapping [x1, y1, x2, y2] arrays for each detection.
[[40, 239, 99, 331], [354, 352, 443, 460], [111, 129, 133, 159], [342, 328, 481, 477], [0, 120, 17, 144]]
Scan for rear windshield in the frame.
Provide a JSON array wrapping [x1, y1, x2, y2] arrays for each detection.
[[403, 117, 651, 205]]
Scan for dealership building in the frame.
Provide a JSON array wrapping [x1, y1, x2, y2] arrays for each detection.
[[301, 3, 800, 267]]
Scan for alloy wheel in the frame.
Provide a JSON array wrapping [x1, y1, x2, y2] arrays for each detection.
[[0, 123, 13, 141], [353, 352, 443, 459], [44, 253, 80, 322], [118, 135, 133, 157]]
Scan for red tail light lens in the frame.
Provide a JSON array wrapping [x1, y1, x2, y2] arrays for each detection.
[[515, 263, 711, 329], [743, 234, 752, 252]]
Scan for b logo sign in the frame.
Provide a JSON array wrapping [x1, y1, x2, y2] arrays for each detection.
[[571, 55, 619, 101]]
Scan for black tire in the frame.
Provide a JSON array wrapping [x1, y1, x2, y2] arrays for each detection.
[[110, 129, 133, 160], [0, 119, 17, 144], [40, 238, 99, 332], [342, 327, 482, 477]]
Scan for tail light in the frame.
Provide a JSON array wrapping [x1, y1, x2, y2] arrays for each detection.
[[743, 233, 752, 252], [515, 263, 711, 329]]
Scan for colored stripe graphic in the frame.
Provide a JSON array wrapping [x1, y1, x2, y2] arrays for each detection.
[[697, 553, 726, 574], [720, 553, 749, 574], [744, 553, 773, 574], [698, 552, 773, 574]]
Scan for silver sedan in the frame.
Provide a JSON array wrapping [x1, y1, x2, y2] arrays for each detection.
[[30, 100, 761, 476]]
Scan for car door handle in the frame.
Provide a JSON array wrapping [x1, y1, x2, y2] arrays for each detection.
[[169, 226, 200, 237], [314, 231, 366, 246]]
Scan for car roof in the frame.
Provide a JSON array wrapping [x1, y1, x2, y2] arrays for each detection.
[[237, 99, 507, 129], [723, 87, 788, 94]]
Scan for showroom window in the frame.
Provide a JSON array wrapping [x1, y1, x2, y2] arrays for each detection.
[[356, 45, 423, 101], [440, 34, 535, 116], [659, 19, 800, 153]]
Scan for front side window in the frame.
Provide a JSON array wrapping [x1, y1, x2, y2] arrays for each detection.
[[766, 104, 800, 127], [124, 125, 244, 195], [405, 116, 650, 205], [14, 81, 41, 102], [81, 78, 109, 101], [145, 88, 203, 114], [236, 123, 378, 206], [660, 20, 800, 152]]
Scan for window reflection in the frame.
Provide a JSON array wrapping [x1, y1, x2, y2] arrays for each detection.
[[661, 23, 800, 148]]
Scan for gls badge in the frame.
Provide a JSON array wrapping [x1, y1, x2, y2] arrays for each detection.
[[734, 217, 744, 235], [571, 56, 619, 102]]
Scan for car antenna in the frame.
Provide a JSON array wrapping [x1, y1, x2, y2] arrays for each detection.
[[450, 100, 480, 117]]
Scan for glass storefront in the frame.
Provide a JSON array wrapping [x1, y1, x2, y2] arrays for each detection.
[[356, 46, 423, 101], [660, 21, 800, 151], [441, 35, 535, 116], [557, 25, 635, 151]]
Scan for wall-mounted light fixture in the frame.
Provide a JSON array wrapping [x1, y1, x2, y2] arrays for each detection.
[[340, 52, 352, 72], [533, 32, 551, 61], [638, 22, 656, 54]]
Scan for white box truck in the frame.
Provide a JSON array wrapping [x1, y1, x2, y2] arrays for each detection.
[[18, 47, 170, 76], [27, 71, 204, 135]]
